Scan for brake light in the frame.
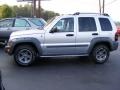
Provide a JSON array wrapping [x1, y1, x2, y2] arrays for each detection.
[[115, 32, 118, 41]]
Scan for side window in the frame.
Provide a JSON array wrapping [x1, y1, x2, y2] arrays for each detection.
[[99, 18, 112, 31], [78, 17, 97, 32], [14, 19, 30, 27], [0, 19, 14, 27], [52, 18, 74, 32]]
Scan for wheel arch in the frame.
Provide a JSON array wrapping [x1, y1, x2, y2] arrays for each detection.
[[14, 42, 38, 54], [12, 37, 42, 56], [88, 37, 113, 55]]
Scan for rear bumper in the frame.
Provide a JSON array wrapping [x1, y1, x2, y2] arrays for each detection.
[[111, 41, 119, 51]]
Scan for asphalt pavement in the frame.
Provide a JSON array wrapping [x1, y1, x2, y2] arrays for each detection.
[[0, 41, 120, 90]]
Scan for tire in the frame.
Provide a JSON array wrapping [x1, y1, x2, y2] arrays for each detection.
[[0, 71, 5, 90], [14, 45, 36, 66], [90, 45, 109, 64]]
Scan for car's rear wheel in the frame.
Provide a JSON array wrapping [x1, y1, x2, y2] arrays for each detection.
[[90, 45, 110, 64], [14, 45, 36, 66]]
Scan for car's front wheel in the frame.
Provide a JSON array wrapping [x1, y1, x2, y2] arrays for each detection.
[[90, 45, 110, 64], [14, 45, 36, 66]]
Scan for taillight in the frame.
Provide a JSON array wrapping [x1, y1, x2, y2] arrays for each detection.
[[115, 32, 118, 41]]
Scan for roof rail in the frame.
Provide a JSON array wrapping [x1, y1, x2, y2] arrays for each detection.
[[73, 12, 80, 15], [73, 12, 109, 16], [102, 13, 109, 16]]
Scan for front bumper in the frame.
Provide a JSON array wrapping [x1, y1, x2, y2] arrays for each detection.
[[5, 45, 13, 55]]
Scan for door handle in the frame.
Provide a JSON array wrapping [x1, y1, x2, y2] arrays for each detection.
[[66, 34, 74, 36], [92, 33, 98, 35]]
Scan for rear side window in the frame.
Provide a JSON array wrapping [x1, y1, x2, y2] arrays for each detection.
[[99, 18, 112, 31], [0, 19, 14, 27], [78, 17, 97, 32]]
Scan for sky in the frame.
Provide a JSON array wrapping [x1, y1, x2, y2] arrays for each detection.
[[0, 0, 120, 21]]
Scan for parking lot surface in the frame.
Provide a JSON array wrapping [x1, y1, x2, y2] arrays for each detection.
[[0, 41, 120, 90]]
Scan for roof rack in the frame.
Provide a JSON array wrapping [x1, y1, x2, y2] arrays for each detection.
[[102, 13, 109, 16], [73, 12, 109, 16]]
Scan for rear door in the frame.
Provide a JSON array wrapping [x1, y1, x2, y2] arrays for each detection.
[[76, 16, 99, 54]]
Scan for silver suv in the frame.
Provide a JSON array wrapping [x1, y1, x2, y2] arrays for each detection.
[[5, 13, 118, 66]]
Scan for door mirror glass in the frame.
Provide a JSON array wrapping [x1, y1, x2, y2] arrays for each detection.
[[50, 27, 58, 33]]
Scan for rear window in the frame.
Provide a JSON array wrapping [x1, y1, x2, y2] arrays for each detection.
[[29, 18, 45, 26], [78, 17, 97, 32], [15, 19, 30, 27], [99, 18, 112, 31]]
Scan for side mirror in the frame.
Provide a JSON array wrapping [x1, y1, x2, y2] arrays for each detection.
[[50, 27, 58, 33]]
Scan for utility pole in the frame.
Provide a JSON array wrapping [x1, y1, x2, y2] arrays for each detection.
[[99, 0, 101, 14], [33, 0, 36, 17], [28, 1, 33, 17], [102, 0, 105, 14], [17, 0, 50, 17], [38, 0, 41, 18]]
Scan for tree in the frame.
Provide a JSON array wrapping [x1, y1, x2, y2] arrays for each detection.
[[0, 6, 2, 18], [0, 5, 13, 18], [0, 4, 59, 21], [12, 5, 32, 17], [41, 10, 59, 21]]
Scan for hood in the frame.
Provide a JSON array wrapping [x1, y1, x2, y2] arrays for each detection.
[[11, 29, 45, 37]]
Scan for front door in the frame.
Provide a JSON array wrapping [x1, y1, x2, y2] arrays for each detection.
[[44, 17, 76, 55]]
